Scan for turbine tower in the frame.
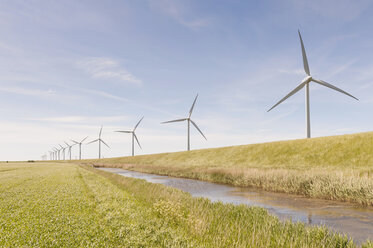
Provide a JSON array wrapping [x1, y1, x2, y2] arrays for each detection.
[[53, 148, 58, 160], [162, 94, 207, 151], [87, 126, 110, 159], [52, 148, 56, 160], [71, 136, 88, 160], [64, 141, 75, 160], [59, 144, 66, 160], [115, 117, 144, 156], [54, 146, 60, 160], [268, 30, 358, 138]]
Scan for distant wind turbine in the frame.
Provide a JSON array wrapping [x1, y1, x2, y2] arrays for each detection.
[[59, 144, 67, 160], [162, 94, 207, 151], [267, 30, 358, 138], [115, 117, 144, 156], [54, 146, 60, 160], [52, 148, 56, 160], [53, 148, 58, 160], [64, 141, 75, 160], [87, 126, 110, 159], [71, 136, 88, 160]]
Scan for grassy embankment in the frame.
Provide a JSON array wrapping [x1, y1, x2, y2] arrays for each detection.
[[86, 131, 373, 207], [1, 162, 371, 247]]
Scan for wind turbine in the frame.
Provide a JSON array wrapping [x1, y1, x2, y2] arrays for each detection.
[[115, 117, 144, 156], [54, 146, 60, 160], [267, 30, 358, 138], [53, 148, 58, 160], [64, 141, 75, 160], [87, 126, 110, 159], [59, 144, 66, 160], [71, 136, 88, 160], [162, 94, 207, 151]]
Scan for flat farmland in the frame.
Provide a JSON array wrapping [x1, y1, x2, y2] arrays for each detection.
[[0, 162, 370, 247]]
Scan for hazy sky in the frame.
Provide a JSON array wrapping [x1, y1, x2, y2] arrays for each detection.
[[1, 0, 372, 160]]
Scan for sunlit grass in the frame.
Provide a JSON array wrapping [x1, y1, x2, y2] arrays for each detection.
[[88, 131, 373, 206], [2, 162, 370, 247]]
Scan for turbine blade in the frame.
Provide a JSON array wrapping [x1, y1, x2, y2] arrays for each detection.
[[87, 139, 99, 145], [133, 116, 144, 131], [312, 78, 358, 100], [71, 139, 79, 144], [100, 139, 110, 148], [115, 130, 132, 133], [190, 119, 207, 140], [64, 141, 69, 147], [99, 126, 103, 138], [161, 118, 187, 124], [134, 133, 142, 149], [189, 94, 199, 117], [267, 81, 306, 112], [81, 136, 88, 143], [298, 30, 310, 76]]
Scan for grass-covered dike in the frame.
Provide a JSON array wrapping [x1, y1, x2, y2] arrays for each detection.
[[1, 162, 371, 247], [88, 131, 373, 207]]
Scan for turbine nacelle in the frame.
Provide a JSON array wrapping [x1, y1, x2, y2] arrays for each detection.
[[302, 76, 312, 84]]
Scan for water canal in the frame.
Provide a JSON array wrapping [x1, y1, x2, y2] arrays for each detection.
[[98, 167, 373, 244]]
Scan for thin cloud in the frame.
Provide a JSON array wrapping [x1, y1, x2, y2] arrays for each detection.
[[149, 0, 212, 30], [27, 115, 129, 124], [288, 0, 371, 21], [76, 57, 142, 85], [0, 86, 56, 96], [81, 88, 130, 103]]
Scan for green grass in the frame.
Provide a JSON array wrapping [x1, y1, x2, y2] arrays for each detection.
[[86, 131, 373, 206], [2, 162, 371, 247]]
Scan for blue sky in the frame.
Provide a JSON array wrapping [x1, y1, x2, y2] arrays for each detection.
[[1, 0, 372, 160]]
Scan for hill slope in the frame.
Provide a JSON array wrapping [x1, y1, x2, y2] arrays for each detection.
[[84, 131, 373, 206]]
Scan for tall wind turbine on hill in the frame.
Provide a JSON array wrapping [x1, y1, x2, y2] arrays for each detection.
[[115, 117, 144, 156], [87, 126, 110, 159], [162, 94, 207, 151], [71, 136, 88, 160], [267, 30, 358, 138]]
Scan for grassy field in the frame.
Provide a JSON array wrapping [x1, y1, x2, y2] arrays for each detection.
[[2, 162, 371, 247], [86, 131, 373, 207]]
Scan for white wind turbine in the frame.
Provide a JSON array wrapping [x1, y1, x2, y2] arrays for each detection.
[[52, 148, 56, 160], [162, 94, 207, 151], [87, 126, 110, 159], [64, 141, 75, 160], [59, 144, 67, 160], [268, 30, 358, 138], [54, 146, 61, 160], [71, 136, 88, 160], [115, 117, 143, 156], [54, 148, 59, 160]]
